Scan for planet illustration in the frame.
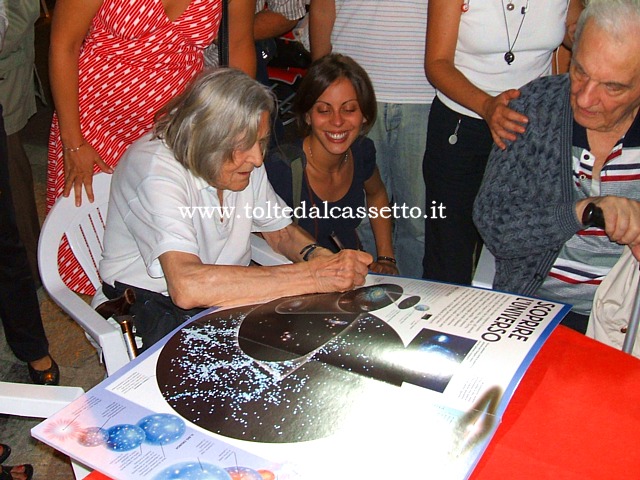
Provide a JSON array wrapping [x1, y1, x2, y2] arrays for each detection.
[[77, 427, 108, 447], [225, 466, 263, 480], [337, 284, 403, 312], [138, 413, 186, 445], [105, 424, 146, 452], [398, 295, 421, 309], [404, 330, 477, 392]]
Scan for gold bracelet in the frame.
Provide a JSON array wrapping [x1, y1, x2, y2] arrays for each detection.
[[63, 142, 85, 153]]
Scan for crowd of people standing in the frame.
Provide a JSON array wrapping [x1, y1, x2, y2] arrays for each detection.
[[2, 0, 640, 474], [4, 0, 640, 385]]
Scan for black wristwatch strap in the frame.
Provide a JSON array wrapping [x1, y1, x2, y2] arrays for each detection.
[[300, 243, 321, 261]]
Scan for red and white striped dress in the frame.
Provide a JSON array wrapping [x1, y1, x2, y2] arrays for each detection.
[[46, 0, 221, 295]]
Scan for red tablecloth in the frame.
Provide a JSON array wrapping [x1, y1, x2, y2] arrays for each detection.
[[85, 326, 640, 480], [472, 325, 640, 480]]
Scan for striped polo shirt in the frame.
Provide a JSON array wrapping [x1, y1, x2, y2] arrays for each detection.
[[537, 111, 640, 314]]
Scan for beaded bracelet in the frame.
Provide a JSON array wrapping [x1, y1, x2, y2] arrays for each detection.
[[377, 256, 397, 265], [300, 243, 321, 261], [63, 142, 85, 153]]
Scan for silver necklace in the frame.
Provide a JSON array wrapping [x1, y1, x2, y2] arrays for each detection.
[[501, 0, 529, 65], [306, 139, 349, 174]]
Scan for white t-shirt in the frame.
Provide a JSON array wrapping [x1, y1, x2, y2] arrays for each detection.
[[99, 133, 291, 295], [439, 0, 569, 118]]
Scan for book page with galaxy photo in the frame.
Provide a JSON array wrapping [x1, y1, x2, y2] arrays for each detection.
[[32, 274, 570, 480]]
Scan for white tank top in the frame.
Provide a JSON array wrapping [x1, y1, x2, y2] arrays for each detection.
[[438, 0, 568, 118]]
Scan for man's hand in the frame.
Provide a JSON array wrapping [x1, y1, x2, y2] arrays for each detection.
[[481, 89, 529, 150], [307, 249, 372, 292], [583, 196, 640, 259]]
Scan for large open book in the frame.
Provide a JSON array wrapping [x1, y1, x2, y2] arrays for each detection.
[[33, 275, 569, 479]]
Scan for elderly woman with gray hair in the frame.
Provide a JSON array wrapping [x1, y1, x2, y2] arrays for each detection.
[[98, 68, 372, 350]]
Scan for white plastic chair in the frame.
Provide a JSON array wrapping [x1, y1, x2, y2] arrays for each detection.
[[472, 246, 496, 289], [39, 174, 291, 377], [38, 173, 130, 376], [0, 380, 90, 478], [250, 234, 291, 266]]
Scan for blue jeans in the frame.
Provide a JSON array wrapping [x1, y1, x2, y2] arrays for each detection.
[[357, 102, 430, 278]]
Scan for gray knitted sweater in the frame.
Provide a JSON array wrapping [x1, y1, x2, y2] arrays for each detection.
[[473, 74, 584, 296]]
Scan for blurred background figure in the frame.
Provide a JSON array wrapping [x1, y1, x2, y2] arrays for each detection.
[[254, 0, 307, 86], [204, 0, 307, 144], [1, 101, 59, 385], [310, 0, 433, 279], [0, 0, 41, 285], [46, 0, 255, 296], [422, 0, 582, 285], [265, 54, 398, 275]]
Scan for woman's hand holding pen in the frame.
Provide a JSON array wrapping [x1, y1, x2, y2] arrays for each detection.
[[330, 232, 399, 276]]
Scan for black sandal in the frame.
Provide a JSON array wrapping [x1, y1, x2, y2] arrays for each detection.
[[0, 444, 10, 463], [0, 464, 34, 480]]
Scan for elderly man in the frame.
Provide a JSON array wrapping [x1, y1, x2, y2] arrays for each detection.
[[98, 68, 371, 350], [473, 0, 640, 334]]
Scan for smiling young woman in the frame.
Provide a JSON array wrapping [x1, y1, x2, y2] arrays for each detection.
[[265, 54, 399, 276]]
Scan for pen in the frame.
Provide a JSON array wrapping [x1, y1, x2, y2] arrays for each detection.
[[330, 231, 346, 251]]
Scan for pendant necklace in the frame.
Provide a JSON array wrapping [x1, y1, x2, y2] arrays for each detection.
[[449, 118, 462, 145], [306, 139, 349, 174], [501, 0, 529, 65]]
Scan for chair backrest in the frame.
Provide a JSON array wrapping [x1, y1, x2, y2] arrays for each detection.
[[472, 246, 496, 290], [38, 173, 130, 376], [250, 234, 291, 266], [37, 174, 289, 375], [40, 174, 112, 289]]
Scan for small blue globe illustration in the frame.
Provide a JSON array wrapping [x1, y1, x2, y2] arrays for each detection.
[[138, 414, 186, 445], [106, 424, 146, 451]]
